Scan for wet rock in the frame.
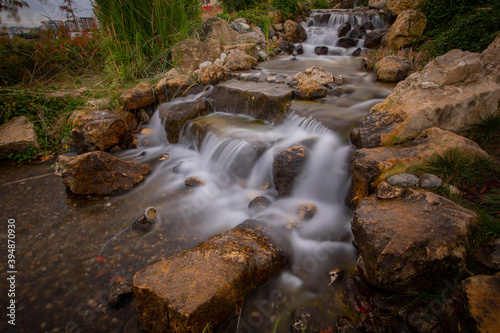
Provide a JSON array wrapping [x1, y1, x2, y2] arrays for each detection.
[[133, 220, 288, 333], [387, 0, 427, 16], [337, 37, 359, 48], [154, 68, 194, 104], [69, 108, 138, 152], [273, 145, 309, 197], [350, 127, 489, 205], [376, 181, 404, 199], [292, 203, 318, 220], [364, 29, 388, 49], [293, 66, 335, 86], [348, 25, 367, 39], [0, 116, 39, 160], [275, 38, 296, 54], [295, 76, 328, 100], [361, 21, 375, 31], [474, 239, 500, 270], [249, 196, 271, 213], [462, 272, 500, 333], [120, 82, 155, 110], [419, 174, 442, 189], [197, 63, 230, 85], [295, 44, 304, 55], [106, 282, 133, 308], [212, 80, 293, 123], [283, 19, 307, 43], [286, 219, 302, 230], [137, 109, 150, 124], [259, 50, 268, 61], [55, 151, 149, 195], [223, 43, 259, 61], [172, 38, 223, 72], [201, 17, 241, 43], [185, 176, 205, 187], [224, 49, 258, 71], [381, 9, 427, 50], [338, 22, 351, 38], [352, 48, 362, 57], [350, 47, 500, 148], [374, 56, 412, 83], [332, 316, 360, 332], [158, 99, 211, 144], [404, 302, 443, 333], [314, 46, 328, 55], [352, 188, 476, 292], [387, 173, 419, 187]]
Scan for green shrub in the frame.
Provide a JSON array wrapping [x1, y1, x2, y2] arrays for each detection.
[[93, 0, 201, 81], [312, 0, 330, 9], [272, 0, 299, 17], [220, 0, 264, 12], [421, 0, 500, 56]]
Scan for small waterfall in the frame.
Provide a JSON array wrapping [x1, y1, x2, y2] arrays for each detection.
[[302, 9, 387, 56]]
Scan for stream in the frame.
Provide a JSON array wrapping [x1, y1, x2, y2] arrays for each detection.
[[0, 9, 394, 333]]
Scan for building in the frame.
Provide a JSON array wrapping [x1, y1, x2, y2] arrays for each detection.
[[64, 19, 78, 32], [7, 26, 32, 38], [40, 20, 64, 31], [76, 17, 98, 31]]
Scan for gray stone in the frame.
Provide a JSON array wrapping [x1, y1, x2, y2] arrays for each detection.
[[419, 174, 442, 189], [0, 116, 39, 160], [387, 173, 419, 187]]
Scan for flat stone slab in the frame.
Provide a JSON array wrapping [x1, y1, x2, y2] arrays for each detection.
[[0, 116, 39, 160], [133, 220, 288, 332], [212, 80, 293, 124]]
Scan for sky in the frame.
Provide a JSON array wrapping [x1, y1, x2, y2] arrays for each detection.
[[0, 0, 94, 27]]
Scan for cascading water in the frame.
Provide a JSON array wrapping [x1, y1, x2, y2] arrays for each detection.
[[302, 9, 387, 56]]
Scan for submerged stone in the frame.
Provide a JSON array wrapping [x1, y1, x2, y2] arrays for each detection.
[[133, 220, 288, 332]]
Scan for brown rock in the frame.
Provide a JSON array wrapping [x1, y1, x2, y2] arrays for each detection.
[[374, 56, 413, 83], [462, 273, 500, 333], [364, 29, 388, 49], [376, 181, 404, 199], [387, 0, 427, 15], [154, 68, 194, 104], [273, 146, 309, 197], [283, 20, 307, 43], [201, 17, 240, 44], [481, 35, 500, 84], [223, 43, 259, 60], [158, 99, 211, 144], [474, 239, 500, 271], [172, 38, 223, 72], [350, 49, 500, 148], [224, 49, 257, 71], [0, 116, 39, 160], [69, 108, 138, 152], [381, 9, 427, 50], [369, 0, 387, 9], [292, 203, 318, 220], [55, 151, 149, 195], [350, 127, 489, 205], [249, 196, 272, 213], [120, 82, 154, 110], [184, 176, 205, 187], [133, 220, 288, 332], [295, 76, 328, 100], [352, 189, 476, 292], [292, 66, 334, 86], [197, 64, 230, 86]]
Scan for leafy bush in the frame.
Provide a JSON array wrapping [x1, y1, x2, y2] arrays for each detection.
[[220, 0, 264, 12], [93, 0, 201, 81], [0, 32, 102, 86], [421, 0, 500, 56], [272, 0, 299, 17]]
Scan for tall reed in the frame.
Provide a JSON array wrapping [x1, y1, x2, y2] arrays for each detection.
[[92, 0, 201, 80]]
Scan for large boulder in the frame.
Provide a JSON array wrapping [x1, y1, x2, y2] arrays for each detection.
[[283, 20, 307, 43], [55, 151, 150, 195], [69, 108, 138, 152], [158, 99, 212, 144], [480, 34, 500, 84], [197, 64, 230, 86], [120, 82, 155, 110], [352, 188, 476, 292], [462, 273, 500, 333], [224, 49, 257, 71], [381, 9, 426, 50], [154, 68, 194, 104], [294, 76, 328, 100], [292, 66, 334, 86], [211, 80, 293, 124], [387, 0, 427, 15], [273, 145, 310, 197], [374, 56, 412, 82], [172, 38, 223, 72], [350, 127, 489, 206], [201, 17, 241, 44], [351, 48, 500, 148], [133, 220, 288, 333], [363, 29, 388, 49], [0, 116, 39, 160]]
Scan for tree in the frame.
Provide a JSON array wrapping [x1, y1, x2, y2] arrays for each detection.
[[0, 0, 29, 23]]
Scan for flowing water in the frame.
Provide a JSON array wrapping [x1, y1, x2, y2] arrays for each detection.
[[0, 10, 394, 333]]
